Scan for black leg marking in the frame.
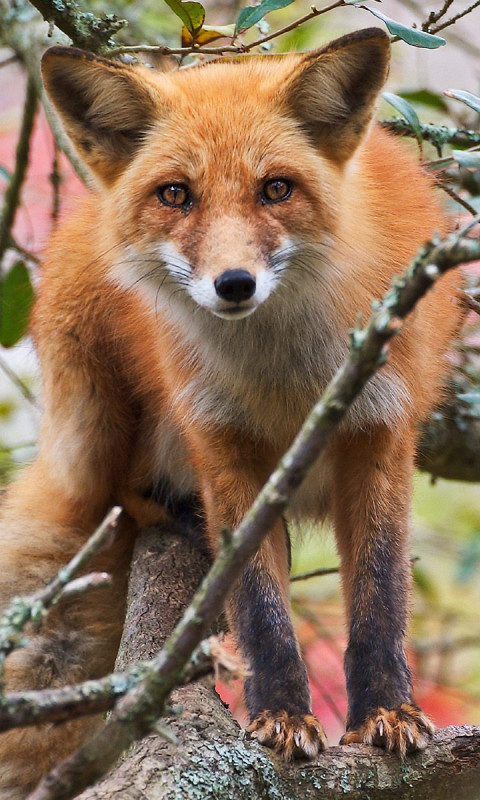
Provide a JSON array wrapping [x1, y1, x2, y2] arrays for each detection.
[[345, 527, 412, 729], [231, 561, 311, 720]]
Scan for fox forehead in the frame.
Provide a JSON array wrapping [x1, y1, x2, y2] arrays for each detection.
[[148, 55, 302, 107], [128, 71, 322, 190]]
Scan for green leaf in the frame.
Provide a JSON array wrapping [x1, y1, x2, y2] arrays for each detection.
[[0, 261, 35, 348], [452, 150, 480, 168], [382, 92, 423, 142], [398, 89, 449, 113], [163, 0, 205, 35], [444, 90, 480, 115], [361, 6, 446, 49], [235, 0, 295, 34]]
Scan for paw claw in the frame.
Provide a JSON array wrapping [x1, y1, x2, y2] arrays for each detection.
[[342, 704, 434, 757], [246, 710, 327, 761]]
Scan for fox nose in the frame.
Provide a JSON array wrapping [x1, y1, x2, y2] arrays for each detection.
[[214, 270, 256, 303]]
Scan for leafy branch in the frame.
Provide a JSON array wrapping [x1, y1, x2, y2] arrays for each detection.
[[8, 0, 452, 63]]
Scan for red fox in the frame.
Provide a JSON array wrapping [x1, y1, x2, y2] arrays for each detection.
[[0, 28, 462, 796]]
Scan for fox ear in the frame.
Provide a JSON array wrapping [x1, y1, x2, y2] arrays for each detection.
[[41, 47, 165, 184], [284, 28, 390, 163]]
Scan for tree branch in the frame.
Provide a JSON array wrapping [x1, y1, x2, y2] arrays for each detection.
[[0, 73, 38, 264], [380, 119, 480, 150], [71, 528, 480, 800], [428, 0, 480, 34], [417, 400, 480, 482], [25, 0, 127, 52]]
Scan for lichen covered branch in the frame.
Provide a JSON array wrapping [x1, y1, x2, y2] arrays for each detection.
[[26, 0, 127, 52], [380, 118, 480, 150]]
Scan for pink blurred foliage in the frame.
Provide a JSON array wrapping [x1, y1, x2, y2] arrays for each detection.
[[0, 59, 86, 258]]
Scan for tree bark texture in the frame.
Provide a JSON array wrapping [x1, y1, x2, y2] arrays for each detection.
[[417, 407, 480, 483], [73, 523, 480, 800]]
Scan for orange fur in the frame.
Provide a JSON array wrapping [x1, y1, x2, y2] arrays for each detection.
[[0, 29, 463, 795]]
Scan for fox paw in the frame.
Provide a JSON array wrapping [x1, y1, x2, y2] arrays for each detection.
[[340, 703, 434, 758], [246, 710, 327, 761]]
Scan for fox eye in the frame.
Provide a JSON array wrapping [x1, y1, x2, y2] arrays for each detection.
[[157, 183, 190, 208], [262, 178, 292, 204]]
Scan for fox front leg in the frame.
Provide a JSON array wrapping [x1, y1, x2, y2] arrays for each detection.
[[190, 425, 327, 760], [333, 428, 434, 756], [234, 546, 327, 760]]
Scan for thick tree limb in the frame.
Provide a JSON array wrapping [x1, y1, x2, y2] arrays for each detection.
[[417, 402, 480, 481], [73, 526, 480, 800]]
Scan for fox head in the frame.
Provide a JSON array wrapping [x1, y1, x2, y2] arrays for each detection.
[[42, 30, 390, 321]]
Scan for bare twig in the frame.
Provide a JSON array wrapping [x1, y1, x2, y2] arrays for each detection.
[[384, 0, 480, 56], [0, 74, 38, 264], [291, 566, 339, 582], [57, 572, 112, 600], [50, 142, 61, 223], [463, 292, 480, 315], [0, 0, 92, 186], [8, 237, 40, 265], [0, 635, 238, 732], [438, 182, 478, 217], [41, 94, 91, 186], [429, 0, 480, 34], [107, 42, 245, 57], [238, 0, 345, 52], [108, 0, 351, 58], [425, 0, 455, 28], [0, 506, 122, 673], [27, 220, 480, 800], [0, 353, 38, 407], [0, 54, 18, 69], [415, 633, 480, 657]]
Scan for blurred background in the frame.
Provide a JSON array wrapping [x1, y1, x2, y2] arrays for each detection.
[[1, 0, 480, 745]]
